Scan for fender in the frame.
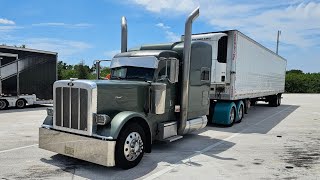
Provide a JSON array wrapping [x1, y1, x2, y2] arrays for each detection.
[[110, 111, 152, 140]]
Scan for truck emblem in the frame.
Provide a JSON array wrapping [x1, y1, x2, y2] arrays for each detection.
[[67, 82, 74, 86]]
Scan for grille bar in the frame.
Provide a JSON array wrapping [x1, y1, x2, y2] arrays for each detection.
[[55, 87, 88, 131]]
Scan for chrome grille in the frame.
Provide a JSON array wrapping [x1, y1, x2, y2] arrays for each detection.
[[55, 87, 88, 131]]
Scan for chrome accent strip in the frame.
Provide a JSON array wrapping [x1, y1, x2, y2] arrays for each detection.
[[61, 87, 63, 127], [69, 87, 72, 128], [78, 88, 80, 130]]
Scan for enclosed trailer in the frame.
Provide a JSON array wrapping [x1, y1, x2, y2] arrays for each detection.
[[188, 30, 287, 100], [0, 45, 57, 109]]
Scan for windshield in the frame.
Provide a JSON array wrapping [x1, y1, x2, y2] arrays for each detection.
[[111, 66, 155, 81]]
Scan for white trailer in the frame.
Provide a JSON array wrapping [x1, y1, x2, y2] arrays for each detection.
[[189, 30, 287, 125]]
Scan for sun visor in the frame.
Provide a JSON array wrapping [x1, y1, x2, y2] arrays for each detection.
[[110, 56, 159, 69]]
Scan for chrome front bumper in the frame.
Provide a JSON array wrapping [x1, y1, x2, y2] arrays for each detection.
[[39, 127, 116, 167]]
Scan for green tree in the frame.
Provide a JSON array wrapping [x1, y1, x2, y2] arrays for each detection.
[[74, 61, 91, 79]]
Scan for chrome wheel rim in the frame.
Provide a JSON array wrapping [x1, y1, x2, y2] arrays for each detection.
[[230, 107, 235, 123], [238, 105, 243, 119], [124, 132, 143, 161]]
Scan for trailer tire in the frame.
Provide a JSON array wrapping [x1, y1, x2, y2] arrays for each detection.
[[235, 100, 244, 123], [268, 95, 278, 107], [0, 100, 8, 110], [16, 99, 26, 109], [212, 102, 237, 126], [115, 122, 146, 169], [277, 94, 282, 106]]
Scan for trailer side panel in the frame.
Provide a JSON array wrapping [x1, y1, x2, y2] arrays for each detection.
[[233, 31, 286, 100]]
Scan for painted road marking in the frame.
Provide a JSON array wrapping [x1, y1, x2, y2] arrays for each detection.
[[0, 144, 38, 154]]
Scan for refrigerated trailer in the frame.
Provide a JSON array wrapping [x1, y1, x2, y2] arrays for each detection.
[[0, 46, 57, 109], [39, 7, 286, 169], [186, 30, 286, 124]]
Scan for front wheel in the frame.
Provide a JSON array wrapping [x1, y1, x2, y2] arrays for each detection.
[[115, 122, 146, 169], [16, 99, 26, 109]]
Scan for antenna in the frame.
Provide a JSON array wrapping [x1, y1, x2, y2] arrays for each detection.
[[276, 30, 281, 54]]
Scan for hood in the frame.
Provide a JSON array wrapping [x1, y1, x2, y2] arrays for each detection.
[[94, 80, 150, 116]]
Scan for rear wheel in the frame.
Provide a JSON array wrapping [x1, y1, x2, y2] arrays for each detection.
[[268, 95, 278, 107], [0, 100, 8, 110], [277, 94, 282, 106], [229, 107, 236, 126], [115, 122, 146, 169], [212, 102, 237, 126], [236, 101, 244, 123], [16, 99, 26, 109]]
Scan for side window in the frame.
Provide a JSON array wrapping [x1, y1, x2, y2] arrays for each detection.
[[158, 61, 171, 79], [200, 67, 210, 81]]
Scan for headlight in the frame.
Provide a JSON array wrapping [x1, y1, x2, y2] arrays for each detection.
[[94, 114, 111, 125], [47, 107, 54, 116]]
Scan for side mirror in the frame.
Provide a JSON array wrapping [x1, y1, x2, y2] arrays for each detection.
[[169, 59, 179, 83]]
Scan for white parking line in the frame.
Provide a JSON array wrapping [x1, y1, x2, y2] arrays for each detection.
[[144, 105, 293, 180], [0, 144, 38, 154]]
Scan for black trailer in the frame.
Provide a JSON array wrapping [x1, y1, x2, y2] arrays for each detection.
[[0, 45, 57, 109]]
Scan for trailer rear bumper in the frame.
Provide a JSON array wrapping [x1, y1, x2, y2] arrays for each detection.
[[39, 127, 116, 167]]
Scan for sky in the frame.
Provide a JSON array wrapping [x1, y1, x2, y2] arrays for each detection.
[[0, 0, 319, 72]]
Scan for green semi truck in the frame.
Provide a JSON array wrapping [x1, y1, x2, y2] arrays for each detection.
[[39, 7, 286, 169]]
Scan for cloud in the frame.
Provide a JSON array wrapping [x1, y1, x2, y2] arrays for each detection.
[[21, 38, 92, 56], [131, 0, 198, 13], [32, 22, 92, 28], [0, 18, 15, 25], [130, 0, 320, 48], [155, 22, 180, 42], [156, 23, 170, 29]]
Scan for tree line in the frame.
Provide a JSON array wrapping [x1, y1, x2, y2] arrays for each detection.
[[58, 61, 320, 93], [285, 70, 320, 93], [58, 61, 110, 80]]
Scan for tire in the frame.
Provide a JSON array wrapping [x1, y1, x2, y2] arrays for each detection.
[[268, 95, 278, 107], [236, 100, 244, 123], [16, 99, 26, 109], [0, 100, 8, 110], [228, 106, 237, 127], [277, 94, 282, 106], [115, 122, 146, 169], [212, 102, 237, 126]]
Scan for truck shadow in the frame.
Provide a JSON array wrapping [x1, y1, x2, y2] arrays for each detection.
[[0, 104, 51, 114], [206, 104, 299, 134], [40, 133, 236, 180]]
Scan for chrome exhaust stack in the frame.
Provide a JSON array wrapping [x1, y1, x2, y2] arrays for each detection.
[[178, 7, 200, 135], [121, 16, 128, 53]]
